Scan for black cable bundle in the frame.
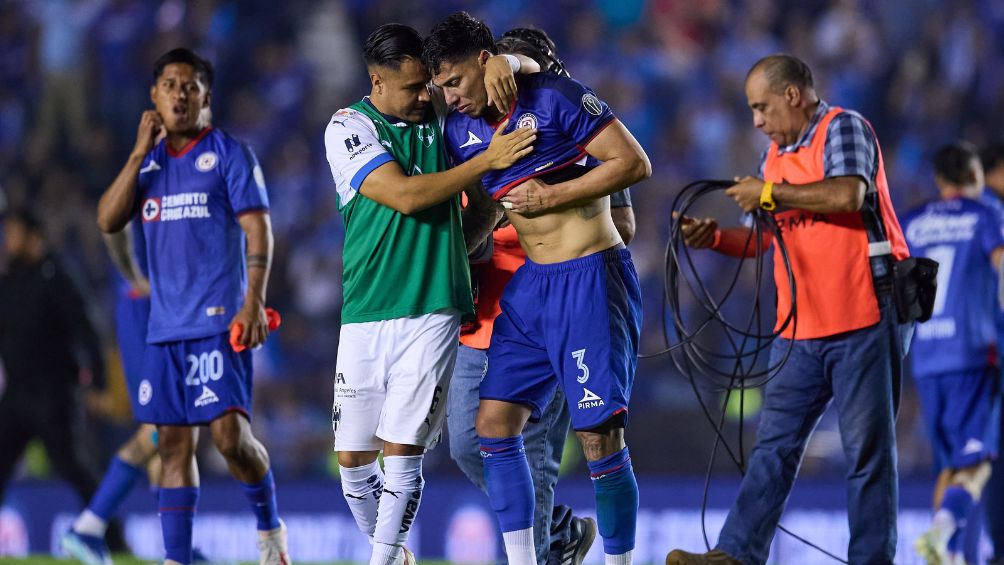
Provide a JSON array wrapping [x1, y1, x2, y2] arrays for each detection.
[[646, 179, 847, 563]]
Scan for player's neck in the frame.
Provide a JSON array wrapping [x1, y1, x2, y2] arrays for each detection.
[[166, 124, 211, 152], [485, 106, 505, 123]]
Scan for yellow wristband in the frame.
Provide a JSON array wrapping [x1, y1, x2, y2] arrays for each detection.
[[759, 181, 776, 211]]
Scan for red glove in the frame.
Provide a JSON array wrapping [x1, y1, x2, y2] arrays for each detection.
[[230, 307, 282, 352]]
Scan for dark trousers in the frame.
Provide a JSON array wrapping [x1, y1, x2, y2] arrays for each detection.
[[0, 387, 102, 503], [717, 295, 913, 565]]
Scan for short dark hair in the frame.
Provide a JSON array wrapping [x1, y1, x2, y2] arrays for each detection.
[[933, 141, 980, 185], [982, 143, 1004, 174], [748, 53, 814, 94], [153, 48, 214, 89], [4, 207, 44, 236], [422, 12, 496, 76], [500, 27, 568, 77], [363, 23, 424, 70]]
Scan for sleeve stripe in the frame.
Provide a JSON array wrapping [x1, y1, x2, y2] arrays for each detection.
[[235, 206, 269, 217], [349, 153, 396, 191], [575, 116, 616, 152]]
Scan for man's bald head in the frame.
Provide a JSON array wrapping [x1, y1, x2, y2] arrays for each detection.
[[746, 54, 814, 94]]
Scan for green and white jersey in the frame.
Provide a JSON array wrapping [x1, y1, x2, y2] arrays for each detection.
[[323, 97, 473, 324]]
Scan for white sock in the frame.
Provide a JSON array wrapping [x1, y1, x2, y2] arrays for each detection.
[[369, 541, 403, 565], [931, 508, 957, 542], [72, 509, 107, 537], [502, 527, 537, 565], [606, 550, 633, 565], [340, 460, 385, 538], [370, 455, 424, 564]]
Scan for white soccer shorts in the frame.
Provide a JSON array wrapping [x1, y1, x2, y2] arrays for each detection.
[[332, 308, 460, 451]]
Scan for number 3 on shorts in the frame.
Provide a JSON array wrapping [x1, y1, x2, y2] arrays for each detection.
[[572, 348, 589, 384]]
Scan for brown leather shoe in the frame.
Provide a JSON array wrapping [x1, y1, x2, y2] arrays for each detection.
[[666, 548, 743, 565]]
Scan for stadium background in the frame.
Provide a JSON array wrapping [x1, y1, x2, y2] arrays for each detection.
[[1, 0, 1002, 563]]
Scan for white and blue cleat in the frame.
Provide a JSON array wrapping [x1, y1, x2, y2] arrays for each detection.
[[60, 529, 112, 565]]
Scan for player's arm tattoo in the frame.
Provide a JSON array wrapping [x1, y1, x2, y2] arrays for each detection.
[[247, 253, 269, 269]]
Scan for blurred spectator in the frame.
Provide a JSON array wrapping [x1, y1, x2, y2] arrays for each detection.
[[0, 208, 123, 547]]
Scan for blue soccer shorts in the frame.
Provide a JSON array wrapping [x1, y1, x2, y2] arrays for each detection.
[[134, 331, 254, 426], [916, 366, 1001, 471], [482, 247, 642, 431], [115, 292, 151, 413]]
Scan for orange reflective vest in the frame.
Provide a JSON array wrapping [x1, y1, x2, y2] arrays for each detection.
[[762, 106, 908, 340], [459, 224, 525, 350]]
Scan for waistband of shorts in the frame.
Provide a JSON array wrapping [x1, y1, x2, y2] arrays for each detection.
[[523, 246, 631, 274]]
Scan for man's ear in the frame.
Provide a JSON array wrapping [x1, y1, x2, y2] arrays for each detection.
[[203, 89, 212, 108], [150, 84, 157, 105], [478, 50, 492, 67], [785, 84, 801, 107]]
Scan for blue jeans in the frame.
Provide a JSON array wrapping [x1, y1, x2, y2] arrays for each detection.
[[448, 344, 571, 565], [717, 295, 913, 565]]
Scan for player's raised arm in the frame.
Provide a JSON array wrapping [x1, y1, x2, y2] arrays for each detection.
[[347, 119, 536, 215], [97, 110, 162, 233]]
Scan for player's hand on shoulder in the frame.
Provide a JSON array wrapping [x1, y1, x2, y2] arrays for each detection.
[[676, 213, 719, 249], [485, 118, 536, 170], [484, 55, 518, 112], [132, 110, 163, 158], [230, 301, 269, 349], [501, 177, 551, 215]]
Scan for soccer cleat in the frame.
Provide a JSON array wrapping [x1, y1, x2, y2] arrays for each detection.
[[60, 529, 112, 565], [257, 519, 291, 565], [559, 516, 597, 565], [914, 526, 951, 565], [665, 548, 742, 565]]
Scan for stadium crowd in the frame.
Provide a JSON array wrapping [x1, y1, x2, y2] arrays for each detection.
[[1, 0, 1004, 483]]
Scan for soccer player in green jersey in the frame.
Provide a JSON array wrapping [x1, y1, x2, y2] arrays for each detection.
[[322, 24, 536, 565]]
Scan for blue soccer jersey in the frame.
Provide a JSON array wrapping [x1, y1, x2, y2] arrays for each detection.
[[981, 189, 1004, 345], [444, 73, 615, 199], [903, 197, 1004, 377], [136, 127, 269, 344]]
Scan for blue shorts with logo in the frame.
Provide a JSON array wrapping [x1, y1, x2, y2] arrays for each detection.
[[115, 292, 151, 412], [482, 247, 642, 431], [915, 366, 1001, 471], [134, 331, 254, 426]]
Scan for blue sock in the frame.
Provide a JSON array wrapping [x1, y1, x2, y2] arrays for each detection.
[[941, 485, 974, 530], [160, 487, 199, 564], [240, 469, 281, 531], [88, 456, 145, 521], [480, 436, 534, 532], [587, 447, 638, 555]]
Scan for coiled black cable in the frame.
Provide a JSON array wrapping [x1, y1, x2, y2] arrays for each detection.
[[644, 179, 848, 563]]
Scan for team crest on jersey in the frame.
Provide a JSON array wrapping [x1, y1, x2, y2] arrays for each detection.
[[142, 198, 161, 222], [416, 123, 436, 147], [516, 112, 538, 130], [581, 93, 603, 116], [195, 151, 218, 172]]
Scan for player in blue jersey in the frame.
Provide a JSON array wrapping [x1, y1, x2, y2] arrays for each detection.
[[424, 13, 651, 565], [981, 143, 1004, 565], [903, 142, 1004, 565], [96, 48, 289, 565]]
